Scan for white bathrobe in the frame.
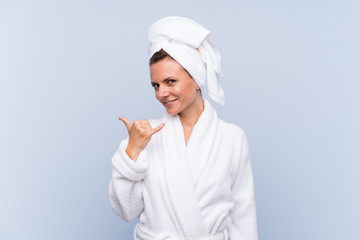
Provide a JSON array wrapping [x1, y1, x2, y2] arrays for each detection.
[[108, 100, 258, 240]]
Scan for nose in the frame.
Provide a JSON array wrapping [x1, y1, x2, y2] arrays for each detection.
[[156, 85, 170, 100]]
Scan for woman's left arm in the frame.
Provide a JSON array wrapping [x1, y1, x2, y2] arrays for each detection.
[[228, 133, 258, 240]]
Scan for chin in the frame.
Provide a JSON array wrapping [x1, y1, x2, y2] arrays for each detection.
[[164, 104, 181, 115], [166, 108, 180, 115]]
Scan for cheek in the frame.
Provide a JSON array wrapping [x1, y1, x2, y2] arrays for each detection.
[[183, 82, 198, 98], [172, 86, 182, 95]]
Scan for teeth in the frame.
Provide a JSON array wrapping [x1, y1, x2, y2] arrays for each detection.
[[164, 99, 176, 104]]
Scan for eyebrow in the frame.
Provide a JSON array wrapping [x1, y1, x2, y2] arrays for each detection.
[[151, 76, 176, 84]]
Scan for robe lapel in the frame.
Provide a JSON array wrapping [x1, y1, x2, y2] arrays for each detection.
[[160, 99, 219, 239], [162, 113, 207, 239], [187, 100, 219, 187]]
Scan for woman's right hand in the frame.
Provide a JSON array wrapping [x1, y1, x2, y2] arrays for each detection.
[[118, 117, 165, 162]]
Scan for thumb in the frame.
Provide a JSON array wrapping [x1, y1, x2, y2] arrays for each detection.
[[118, 117, 132, 131], [151, 122, 165, 135]]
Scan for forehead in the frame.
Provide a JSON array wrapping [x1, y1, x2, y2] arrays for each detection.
[[150, 58, 185, 82]]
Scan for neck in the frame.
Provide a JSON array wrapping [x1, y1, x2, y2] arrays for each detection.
[[179, 96, 204, 126], [179, 95, 204, 144]]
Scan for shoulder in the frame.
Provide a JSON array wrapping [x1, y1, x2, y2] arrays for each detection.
[[217, 119, 247, 141], [217, 119, 250, 161]]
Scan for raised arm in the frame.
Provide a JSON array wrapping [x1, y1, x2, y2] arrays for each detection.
[[108, 117, 164, 221]]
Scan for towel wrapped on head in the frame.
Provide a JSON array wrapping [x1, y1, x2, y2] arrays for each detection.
[[147, 16, 225, 105]]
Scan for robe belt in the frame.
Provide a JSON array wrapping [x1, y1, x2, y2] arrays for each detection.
[[134, 223, 229, 240]]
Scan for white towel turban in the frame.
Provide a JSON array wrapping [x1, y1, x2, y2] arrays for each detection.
[[147, 16, 225, 105]]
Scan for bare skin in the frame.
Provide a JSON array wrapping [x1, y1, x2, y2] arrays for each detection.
[[118, 117, 165, 161], [178, 94, 203, 144], [119, 58, 203, 162]]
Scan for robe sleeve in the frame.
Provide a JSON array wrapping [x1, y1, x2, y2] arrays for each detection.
[[108, 139, 149, 222], [229, 133, 258, 240]]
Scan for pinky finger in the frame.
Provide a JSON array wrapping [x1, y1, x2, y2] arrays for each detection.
[[151, 122, 165, 135]]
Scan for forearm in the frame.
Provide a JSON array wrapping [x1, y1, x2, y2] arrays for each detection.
[[108, 139, 149, 221], [125, 145, 142, 162], [108, 170, 144, 221]]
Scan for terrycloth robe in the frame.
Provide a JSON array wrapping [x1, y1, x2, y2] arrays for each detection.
[[108, 100, 258, 240]]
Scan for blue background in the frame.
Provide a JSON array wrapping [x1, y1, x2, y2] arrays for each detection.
[[1, 0, 359, 239]]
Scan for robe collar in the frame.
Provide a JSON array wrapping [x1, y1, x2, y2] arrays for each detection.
[[161, 99, 219, 239]]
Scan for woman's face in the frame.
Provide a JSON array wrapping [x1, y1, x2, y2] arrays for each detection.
[[150, 57, 200, 115]]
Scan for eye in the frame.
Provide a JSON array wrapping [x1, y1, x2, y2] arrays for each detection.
[[151, 83, 159, 90], [167, 79, 176, 84]]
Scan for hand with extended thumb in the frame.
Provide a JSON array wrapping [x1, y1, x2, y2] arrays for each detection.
[[118, 117, 165, 162]]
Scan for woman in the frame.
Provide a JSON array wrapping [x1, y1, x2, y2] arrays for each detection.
[[109, 16, 258, 240]]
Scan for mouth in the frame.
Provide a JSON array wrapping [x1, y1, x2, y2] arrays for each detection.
[[162, 99, 177, 105]]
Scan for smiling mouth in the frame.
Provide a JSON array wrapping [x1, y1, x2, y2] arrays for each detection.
[[163, 99, 177, 105]]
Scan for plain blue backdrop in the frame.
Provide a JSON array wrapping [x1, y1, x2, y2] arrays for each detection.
[[1, 0, 359, 239]]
